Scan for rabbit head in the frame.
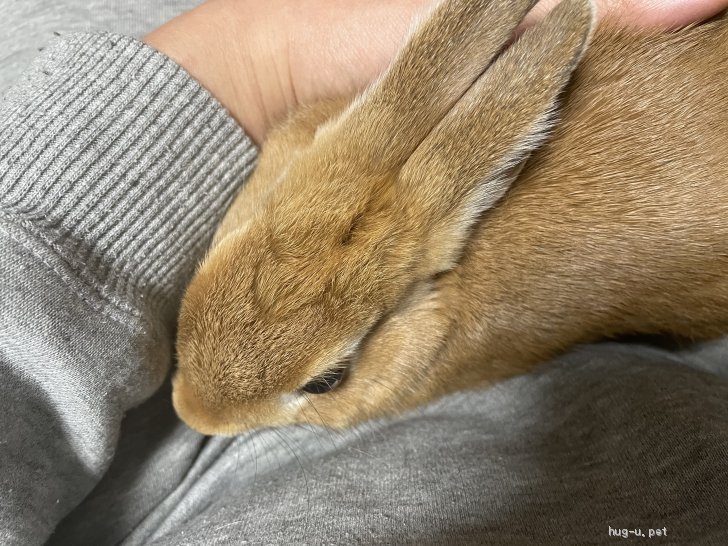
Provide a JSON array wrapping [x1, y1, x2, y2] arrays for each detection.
[[174, 0, 595, 435]]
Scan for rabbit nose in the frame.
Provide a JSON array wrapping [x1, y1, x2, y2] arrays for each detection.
[[172, 373, 232, 435]]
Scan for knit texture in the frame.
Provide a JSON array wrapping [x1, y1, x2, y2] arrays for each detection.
[[0, 32, 256, 319]]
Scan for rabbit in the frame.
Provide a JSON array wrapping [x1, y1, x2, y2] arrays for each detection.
[[173, 0, 728, 436]]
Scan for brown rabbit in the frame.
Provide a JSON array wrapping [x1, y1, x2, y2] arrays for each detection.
[[174, 0, 728, 435]]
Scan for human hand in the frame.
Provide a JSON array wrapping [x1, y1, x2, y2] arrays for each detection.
[[145, 0, 728, 143], [526, 0, 728, 29], [145, 0, 434, 144]]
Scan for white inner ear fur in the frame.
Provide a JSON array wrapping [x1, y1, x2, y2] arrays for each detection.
[[438, 108, 560, 271], [451, 0, 594, 233], [471, 110, 556, 215]]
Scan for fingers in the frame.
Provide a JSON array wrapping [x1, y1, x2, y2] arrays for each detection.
[[522, 0, 728, 29]]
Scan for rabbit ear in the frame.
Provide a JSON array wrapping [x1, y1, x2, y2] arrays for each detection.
[[318, 0, 541, 169], [399, 0, 595, 272]]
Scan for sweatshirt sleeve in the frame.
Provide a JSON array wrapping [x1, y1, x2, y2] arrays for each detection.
[[0, 32, 257, 545]]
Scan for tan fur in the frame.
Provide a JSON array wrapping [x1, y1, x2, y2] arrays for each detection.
[[174, 0, 728, 435]]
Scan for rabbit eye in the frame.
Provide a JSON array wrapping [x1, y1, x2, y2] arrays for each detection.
[[300, 366, 347, 395]]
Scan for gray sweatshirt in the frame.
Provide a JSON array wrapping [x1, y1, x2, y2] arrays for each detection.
[[1, 7, 728, 546]]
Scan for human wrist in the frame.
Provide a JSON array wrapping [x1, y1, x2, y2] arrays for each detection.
[[144, 0, 288, 144]]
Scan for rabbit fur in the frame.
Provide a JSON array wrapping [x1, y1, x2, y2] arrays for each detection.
[[173, 0, 728, 435]]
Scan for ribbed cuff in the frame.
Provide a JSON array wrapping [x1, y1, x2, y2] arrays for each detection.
[[0, 32, 257, 317]]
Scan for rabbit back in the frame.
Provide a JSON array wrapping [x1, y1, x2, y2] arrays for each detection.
[[438, 14, 728, 389]]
